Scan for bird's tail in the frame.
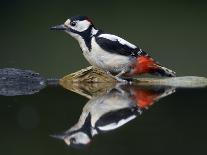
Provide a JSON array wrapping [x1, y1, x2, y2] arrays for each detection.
[[131, 55, 176, 77], [154, 64, 176, 77]]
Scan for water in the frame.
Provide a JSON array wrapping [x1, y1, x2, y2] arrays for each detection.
[[0, 78, 206, 155]]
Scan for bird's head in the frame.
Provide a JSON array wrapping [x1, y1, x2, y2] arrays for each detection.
[[51, 131, 91, 149], [51, 16, 95, 39]]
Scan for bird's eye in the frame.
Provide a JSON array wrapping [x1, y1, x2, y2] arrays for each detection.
[[70, 21, 76, 27]]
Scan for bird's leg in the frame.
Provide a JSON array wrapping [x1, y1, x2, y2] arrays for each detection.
[[115, 76, 128, 83], [115, 69, 127, 77], [105, 70, 127, 83], [114, 68, 131, 83], [114, 83, 127, 95], [106, 70, 112, 75], [105, 71, 116, 78]]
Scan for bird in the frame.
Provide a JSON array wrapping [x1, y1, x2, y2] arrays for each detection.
[[51, 84, 175, 148], [51, 16, 176, 82]]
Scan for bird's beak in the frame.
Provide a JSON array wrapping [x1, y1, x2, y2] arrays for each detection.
[[50, 133, 71, 146], [50, 133, 66, 140], [50, 24, 67, 30]]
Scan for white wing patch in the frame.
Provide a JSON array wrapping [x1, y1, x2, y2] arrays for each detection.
[[76, 20, 91, 32], [97, 115, 136, 131], [98, 34, 137, 49]]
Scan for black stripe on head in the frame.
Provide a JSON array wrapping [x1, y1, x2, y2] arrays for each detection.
[[66, 113, 93, 139], [69, 25, 94, 50], [70, 15, 94, 26]]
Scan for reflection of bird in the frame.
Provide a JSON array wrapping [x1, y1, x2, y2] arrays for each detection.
[[51, 84, 175, 148], [51, 16, 176, 82]]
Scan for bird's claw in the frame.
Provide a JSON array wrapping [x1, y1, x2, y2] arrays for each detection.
[[105, 71, 131, 84], [114, 76, 129, 83]]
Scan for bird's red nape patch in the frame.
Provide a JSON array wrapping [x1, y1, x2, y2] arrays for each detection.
[[86, 17, 93, 24], [132, 56, 159, 75]]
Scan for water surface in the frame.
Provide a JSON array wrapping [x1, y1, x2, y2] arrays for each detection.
[[0, 83, 206, 155]]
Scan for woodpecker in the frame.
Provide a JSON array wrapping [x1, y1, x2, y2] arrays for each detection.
[[51, 16, 176, 81], [51, 84, 175, 148]]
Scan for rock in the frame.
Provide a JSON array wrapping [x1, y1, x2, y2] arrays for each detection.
[[0, 68, 46, 96], [60, 66, 207, 88]]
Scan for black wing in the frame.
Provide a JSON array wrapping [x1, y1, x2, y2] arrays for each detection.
[[95, 107, 138, 132], [95, 33, 146, 56]]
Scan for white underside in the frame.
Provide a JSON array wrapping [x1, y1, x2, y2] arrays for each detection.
[[68, 91, 136, 133], [83, 91, 137, 129], [82, 37, 133, 73]]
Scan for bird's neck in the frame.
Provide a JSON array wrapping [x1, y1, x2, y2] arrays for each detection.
[[77, 27, 99, 52]]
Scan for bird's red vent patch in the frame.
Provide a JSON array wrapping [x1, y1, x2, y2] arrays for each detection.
[[133, 89, 159, 108], [133, 56, 158, 74]]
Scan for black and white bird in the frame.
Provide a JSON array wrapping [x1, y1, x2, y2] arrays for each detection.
[[51, 16, 176, 81], [51, 84, 175, 148]]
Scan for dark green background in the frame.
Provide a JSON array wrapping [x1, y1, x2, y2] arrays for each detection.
[[0, 0, 207, 155], [1, 0, 207, 78]]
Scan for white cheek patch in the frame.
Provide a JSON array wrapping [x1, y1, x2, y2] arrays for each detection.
[[68, 132, 91, 145], [70, 20, 91, 32], [99, 34, 137, 49]]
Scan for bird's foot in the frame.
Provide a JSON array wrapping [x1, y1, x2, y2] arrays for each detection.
[[114, 76, 129, 83], [105, 71, 113, 76], [105, 71, 131, 84]]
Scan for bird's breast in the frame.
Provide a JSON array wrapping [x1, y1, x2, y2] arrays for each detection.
[[82, 38, 132, 73]]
